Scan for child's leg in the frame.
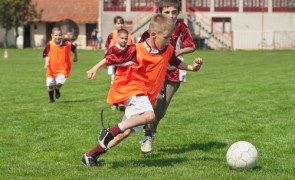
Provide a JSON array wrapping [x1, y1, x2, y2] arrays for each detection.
[[55, 75, 67, 99], [82, 96, 154, 166], [151, 81, 180, 133], [48, 86, 55, 103], [107, 129, 132, 148], [82, 129, 132, 167], [141, 81, 180, 153], [99, 96, 155, 149], [46, 77, 55, 103]]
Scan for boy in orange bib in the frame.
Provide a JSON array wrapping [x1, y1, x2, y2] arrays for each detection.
[[42, 27, 77, 103], [105, 16, 133, 110], [81, 14, 203, 167]]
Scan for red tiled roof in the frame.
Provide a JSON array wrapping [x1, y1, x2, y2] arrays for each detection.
[[33, 0, 98, 23]]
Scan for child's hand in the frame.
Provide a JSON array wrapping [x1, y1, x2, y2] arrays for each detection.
[[73, 56, 78, 62], [44, 62, 49, 69], [87, 68, 97, 79], [192, 58, 203, 71]]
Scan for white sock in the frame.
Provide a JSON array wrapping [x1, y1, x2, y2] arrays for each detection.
[[118, 123, 125, 131]]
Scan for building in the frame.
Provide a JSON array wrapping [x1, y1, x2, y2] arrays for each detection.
[[99, 0, 295, 50], [0, 0, 99, 49], [1, 0, 295, 50]]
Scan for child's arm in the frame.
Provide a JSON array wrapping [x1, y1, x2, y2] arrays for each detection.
[[175, 47, 195, 57], [44, 56, 49, 69], [43, 43, 50, 68], [71, 43, 78, 62], [177, 58, 203, 72], [86, 58, 107, 79], [73, 50, 78, 62]]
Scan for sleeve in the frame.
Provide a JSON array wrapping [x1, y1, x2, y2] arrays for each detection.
[[105, 45, 137, 66], [70, 43, 77, 53], [42, 42, 50, 58], [139, 30, 150, 43], [180, 23, 196, 49], [104, 46, 115, 57], [105, 33, 113, 49], [168, 52, 182, 67]]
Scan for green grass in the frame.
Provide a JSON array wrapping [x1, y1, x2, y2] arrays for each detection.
[[0, 48, 294, 179]]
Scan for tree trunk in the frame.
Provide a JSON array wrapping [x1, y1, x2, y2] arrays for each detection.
[[14, 26, 19, 48], [4, 29, 8, 48]]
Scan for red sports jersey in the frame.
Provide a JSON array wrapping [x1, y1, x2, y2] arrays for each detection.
[[140, 20, 195, 82]]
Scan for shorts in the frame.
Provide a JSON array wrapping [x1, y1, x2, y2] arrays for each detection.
[[122, 95, 154, 133], [107, 66, 115, 75], [46, 74, 67, 87]]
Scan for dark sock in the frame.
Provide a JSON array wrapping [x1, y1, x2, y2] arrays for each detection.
[[109, 124, 123, 137], [86, 144, 106, 156], [144, 126, 152, 137], [55, 88, 60, 94], [48, 91, 54, 101], [145, 132, 152, 137]]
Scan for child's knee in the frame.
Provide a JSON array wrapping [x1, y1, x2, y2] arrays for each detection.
[[144, 111, 155, 124]]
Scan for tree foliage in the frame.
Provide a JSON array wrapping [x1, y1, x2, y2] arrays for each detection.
[[0, 0, 42, 48]]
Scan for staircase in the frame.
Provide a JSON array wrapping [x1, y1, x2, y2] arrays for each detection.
[[187, 13, 233, 50]]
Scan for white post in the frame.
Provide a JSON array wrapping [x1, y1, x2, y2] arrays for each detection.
[[268, 0, 272, 13], [126, 0, 131, 12], [239, 0, 243, 13], [210, 0, 214, 13], [98, 0, 103, 39]]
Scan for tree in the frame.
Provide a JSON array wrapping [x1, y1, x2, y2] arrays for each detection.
[[0, 0, 42, 48]]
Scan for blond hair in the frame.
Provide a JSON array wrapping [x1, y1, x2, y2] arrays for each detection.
[[51, 27, 62, 34], [148, 14, 175, 35]]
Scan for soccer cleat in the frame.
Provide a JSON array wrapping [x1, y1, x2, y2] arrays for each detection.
[[49, 99, 55, 103], [98, 128, 113, 150], [81, 153, 99, 167], [141, 136, 153, 153], [55, 88, 61, 99], [118, 105, 125, 111]]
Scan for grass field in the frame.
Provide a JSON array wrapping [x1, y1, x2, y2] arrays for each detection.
[[0, 48, 294, 179]]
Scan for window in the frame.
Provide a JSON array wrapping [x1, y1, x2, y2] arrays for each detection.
[[211, 17, 231, 33], [104, 0, 126, 11], [187, 0, 210, 12], [273, 0, 295, 12], [214, 0, 239, 12], [131, 0, 153, 11], [243, 0, 268, 12]]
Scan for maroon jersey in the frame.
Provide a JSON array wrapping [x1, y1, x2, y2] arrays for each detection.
[[140, 20, 195, 82], [105, 42, 181, 68], [105, 33, 113, 50]]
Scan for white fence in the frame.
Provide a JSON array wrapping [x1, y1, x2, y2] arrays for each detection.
[[234, 31, 295, 50]]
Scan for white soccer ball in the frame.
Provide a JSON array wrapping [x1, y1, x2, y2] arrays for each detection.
[[226, 141, 258, 169]]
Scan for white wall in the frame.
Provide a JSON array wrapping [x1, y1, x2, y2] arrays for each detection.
[[0, 27, 16, 47], [30, 22, 46, 47], [190, 11, 295, 50]]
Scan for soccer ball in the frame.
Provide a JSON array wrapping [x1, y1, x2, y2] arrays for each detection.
[[226, 141, 258, 169]]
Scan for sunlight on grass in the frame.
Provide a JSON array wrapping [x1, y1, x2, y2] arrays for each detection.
[[0, 49, 294, 179]]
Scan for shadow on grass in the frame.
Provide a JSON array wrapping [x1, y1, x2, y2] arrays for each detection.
[[159, 141, 227, 154], [57, 98, 96, 103], [110, 157, 187, 168], [109, 141, 227, 168], [110, 156, 220, 168]]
